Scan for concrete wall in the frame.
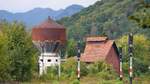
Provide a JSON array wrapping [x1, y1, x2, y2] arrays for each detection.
[[39, 53, 60, 75]]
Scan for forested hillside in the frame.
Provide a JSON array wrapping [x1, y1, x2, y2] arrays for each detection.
[[58, 0, 150, 40]]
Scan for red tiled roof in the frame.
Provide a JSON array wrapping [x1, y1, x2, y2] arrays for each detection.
[[81, 36, 114, 62]]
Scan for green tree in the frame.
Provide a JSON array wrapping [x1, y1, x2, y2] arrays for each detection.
[[0, 25, 11, 81], [117, 34, 150, 76], [58, 0, 144, 39], [66, 39, 77, 57], [0, 21, 37, 81], [129, 0, 150, 28]]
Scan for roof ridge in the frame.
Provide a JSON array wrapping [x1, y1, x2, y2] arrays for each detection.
[[86, 36, 108, 42], [34, 17, 65, 29]]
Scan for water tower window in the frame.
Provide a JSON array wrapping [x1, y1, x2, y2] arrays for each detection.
[[56, 59, 58, 62], [40, 59, 43, 62], [48, 59, 51, 62]]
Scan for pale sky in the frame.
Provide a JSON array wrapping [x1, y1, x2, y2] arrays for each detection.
[[0, 0, 99, 13]]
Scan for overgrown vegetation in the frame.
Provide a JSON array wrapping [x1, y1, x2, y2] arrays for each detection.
[[0, 21, 38, 82], [0, 21, 150, 83], [117, 34, 150, 82], [34, 58, 121, 84], [129, 0, 150, 28], [0, 0, 150, 83]]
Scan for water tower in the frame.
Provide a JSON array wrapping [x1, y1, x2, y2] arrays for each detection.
[[32, 17, 66, 75]]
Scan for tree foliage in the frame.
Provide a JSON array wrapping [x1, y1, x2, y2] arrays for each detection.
[[66, 39, 77, 57], [0, 21, 37, 81], [0, 23, 11, 81], [117, 34, 150, 76], [58, 0, 146, 40], [129, 0, 150, 28]]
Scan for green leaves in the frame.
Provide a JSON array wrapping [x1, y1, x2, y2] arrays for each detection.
[[0, 28, 11, 81], [117, 34, 150, 76], [128, 0, 150, 29], [59, 0, 144, 39], [129, 8, 150, 28], [0, 21, 37, 81], [66, 39, 77, 57]]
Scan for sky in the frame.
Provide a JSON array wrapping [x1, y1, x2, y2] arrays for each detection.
[[0, 0, 99, 13]]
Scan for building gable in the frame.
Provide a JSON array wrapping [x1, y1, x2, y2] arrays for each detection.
[[80, 36, 120, 73]]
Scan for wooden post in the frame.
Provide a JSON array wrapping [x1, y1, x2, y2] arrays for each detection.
[[119, 47, 123, 80], [77, 41, 81, 80], [58, 51, 61, 79], [128, 33, 133, 84]]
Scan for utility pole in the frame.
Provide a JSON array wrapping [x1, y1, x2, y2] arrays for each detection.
[[128, 33, 133, 84], [119, 47, 123, 80], [77, 41, 81, 80]]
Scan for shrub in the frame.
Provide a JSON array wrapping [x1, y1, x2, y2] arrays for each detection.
[[39, 66, 58, 81], [87, 61, 115, 74], [71, 79, 80, 84], [80, 62, 88, 76], [61, 58, 76, 80], [97, 71, 116, 80]]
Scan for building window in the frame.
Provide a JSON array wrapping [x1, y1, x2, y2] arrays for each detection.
[[56, 59, 58, 62], [40, 59, 43, 62], [48, 59, 51, 62]]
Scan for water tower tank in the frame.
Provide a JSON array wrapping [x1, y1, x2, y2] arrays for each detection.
[[32, 17, 66, 53], [32, 17, 66, 75]]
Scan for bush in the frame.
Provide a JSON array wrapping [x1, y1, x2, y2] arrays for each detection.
[[71, 79, 80, 84], [87, 61, 115, 74], [39, 66, 58, 81], [61, 58, 76, 80], [36, 58, 119, 83], [97, 71, 114, 80], [80, 62, 88, 76], [61, 57, 88, 79]]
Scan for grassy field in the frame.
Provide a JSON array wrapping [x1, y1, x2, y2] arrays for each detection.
[[21, 75, 150, 84]]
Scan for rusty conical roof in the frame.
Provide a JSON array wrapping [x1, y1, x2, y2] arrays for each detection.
[[34, 16, 65, 29]]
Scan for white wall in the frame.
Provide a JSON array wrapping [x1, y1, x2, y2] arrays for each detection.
[[39, 53, 60, 75]]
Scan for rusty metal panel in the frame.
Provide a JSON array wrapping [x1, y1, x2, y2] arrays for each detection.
[[32, 28, 66, 44], [31, 17, 66, 45]]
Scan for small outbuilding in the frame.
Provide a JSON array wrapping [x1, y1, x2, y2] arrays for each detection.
[[81, 36, 120, 73]]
